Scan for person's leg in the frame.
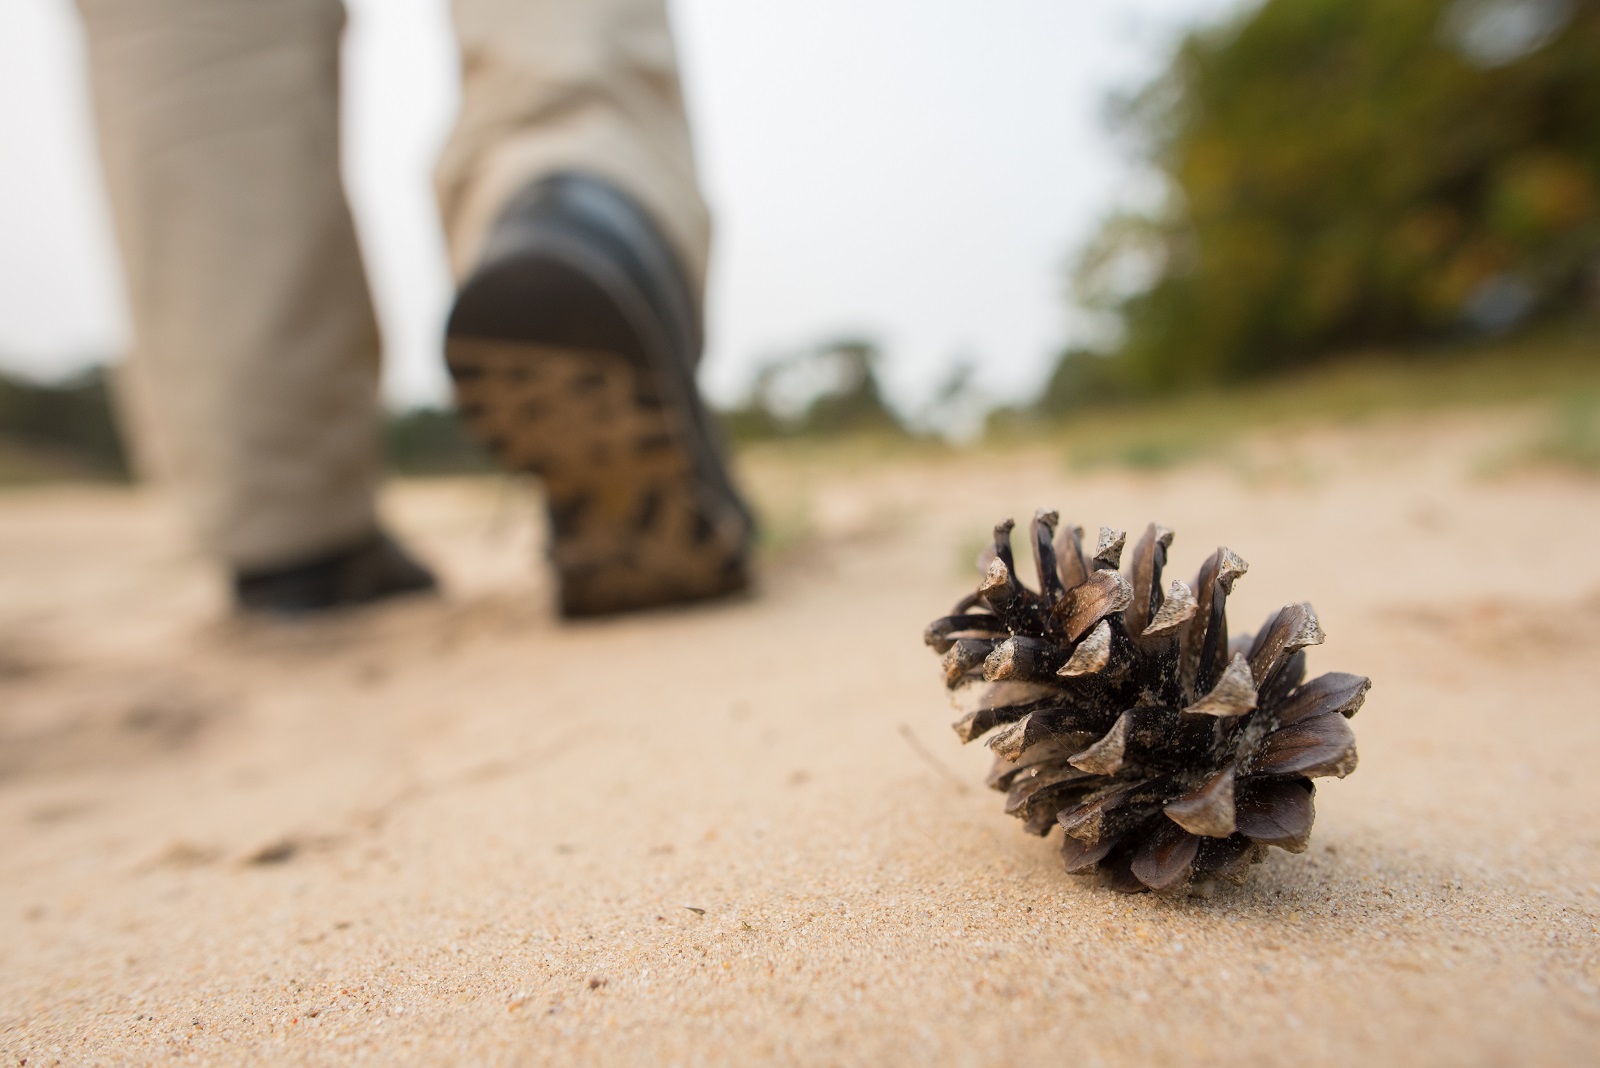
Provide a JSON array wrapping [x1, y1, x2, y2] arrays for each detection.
[[437, 0, 711, 300], [77, 0, 433, 611], [436, 0, 751, 617]]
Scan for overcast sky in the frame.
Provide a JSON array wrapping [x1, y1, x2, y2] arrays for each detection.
[[0, 0, 1240, 412]]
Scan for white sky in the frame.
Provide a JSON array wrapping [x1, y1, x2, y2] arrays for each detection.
[[0, 0, 1240, 413]]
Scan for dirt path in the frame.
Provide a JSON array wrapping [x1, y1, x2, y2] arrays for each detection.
[[2, 416, 1598, 1065]]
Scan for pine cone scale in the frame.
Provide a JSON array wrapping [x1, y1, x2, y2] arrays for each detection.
[[1274, 672, 1371, 725], [1131, 822, 1200, 892], [1246, 603, 1326, 687], [1067, 713, 1133, 775], [1059, 620, 1113, 675], [1057, 570, 1134, 642], [1061, 831, 1120, 872], [924, 614, 1008, 653], [1233, 779, 1315, 852], [1004, 766, 1092, 815], [987, 711, 1095, 763], [1143, 580, 1198, 637], [953, 703, 1028, 744], [1099, 843, 1152, 894], [1124, 524, 1175, 638], [984, 636, 1069, 682], [1054, 522, 1089, 588], [1163, 765, 1238, 837], [1185, 654, 1258, 717], [1249, 714, 1359, 779], [1058, 776, 1173, 844], [1195, 835, 1262, 883]]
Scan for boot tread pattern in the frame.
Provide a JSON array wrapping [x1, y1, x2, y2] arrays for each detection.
[[447, 337, 748, 615]]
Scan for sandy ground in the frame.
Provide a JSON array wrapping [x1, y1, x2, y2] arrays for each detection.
[[2, 414, 1598, 1066]]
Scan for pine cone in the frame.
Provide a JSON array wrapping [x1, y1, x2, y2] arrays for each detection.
[[925, 512, 1369, 894]]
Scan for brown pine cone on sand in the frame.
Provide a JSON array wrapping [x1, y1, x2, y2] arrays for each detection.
[[925, 512, 1369, 894]]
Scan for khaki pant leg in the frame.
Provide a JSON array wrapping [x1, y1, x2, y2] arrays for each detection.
[[78, 0, 382, 571], [437, 0, 712, 303]]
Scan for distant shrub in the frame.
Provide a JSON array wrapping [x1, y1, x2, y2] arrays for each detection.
[[1069, 0, 1600, 396], [1032, 347, 1136, 416], [383, 407, 494, 475], [0, 366, 503, 481], [0, 366, 128, 478], [719, 337, 909, 442]]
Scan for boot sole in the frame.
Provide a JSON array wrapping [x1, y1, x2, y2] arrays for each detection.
[[446, 336, 749, 616]]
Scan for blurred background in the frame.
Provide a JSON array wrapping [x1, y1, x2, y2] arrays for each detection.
[[7, 6, 1600, 1060], [0, 0, 1596, 477]]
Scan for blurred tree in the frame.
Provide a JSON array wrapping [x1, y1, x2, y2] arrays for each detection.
[[1033, 347, 1134, 416], [384, 407, 494, 475], [796, 338, 903, 435], [1071, 0, 1600, 394], [0, 366, 128, 478], [719, 337, 908, 441], [0, 364, 503, 481]]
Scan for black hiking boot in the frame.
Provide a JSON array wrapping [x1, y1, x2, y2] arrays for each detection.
[[233, 531, 438, 616], [444, 172, 752, 617]]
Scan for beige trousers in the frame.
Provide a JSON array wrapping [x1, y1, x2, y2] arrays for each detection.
[[77, 0, 710, 571]]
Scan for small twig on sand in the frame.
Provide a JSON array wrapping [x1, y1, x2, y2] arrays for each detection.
[[898, 723, 969, 794]]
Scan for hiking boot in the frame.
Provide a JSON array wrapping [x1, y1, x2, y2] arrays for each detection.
[[233, 531, 438, 615], [445, 172, 753, 617]]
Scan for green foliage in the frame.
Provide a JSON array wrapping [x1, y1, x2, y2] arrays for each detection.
[[0, 364, 501, 483], [719, 337, 909, 442], [384, 406, 494, 475], [1032, 347, 1135, 416], [1524, 387, 1600, 471], [1005, 327, 1600, 471], [1074, 0, 1600, 394], [0, 366, 128, 481]]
